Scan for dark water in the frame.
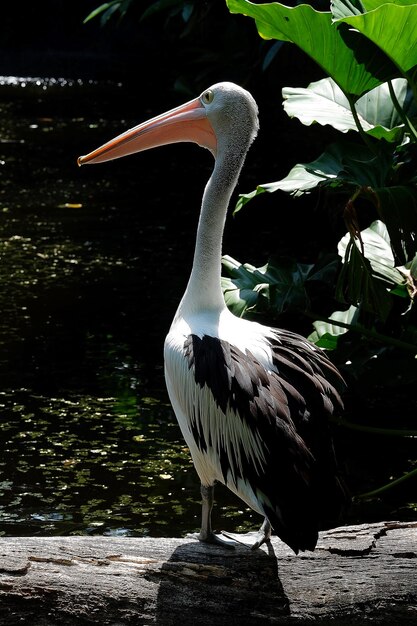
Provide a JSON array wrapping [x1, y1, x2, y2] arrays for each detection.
[[0, 77, 265, 537], [0, 77, 415, 538]]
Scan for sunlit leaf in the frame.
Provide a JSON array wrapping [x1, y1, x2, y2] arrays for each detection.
[[361, 0, 416, 10], [308, 305, 358, 348], [236, 141, 389, 204], [234, 186, 267, 214], [372, 186, 417, 264], [337, 220, 406, 285], [84, 3, 113, 23], [330, 0, 365, 20], [337, 237, 393, 319], [227, 0, 396, 97], [84, 1, 121, 24], [221, 254, 314, 316], [330, 0, 416, 20], [263, 161, 338, 197], [221, 256, 262, 316], [333, 1, 417, 75], [283, 77, 414, 141]]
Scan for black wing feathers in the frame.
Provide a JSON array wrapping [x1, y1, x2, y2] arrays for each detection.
[[184, 332, 347, 553]]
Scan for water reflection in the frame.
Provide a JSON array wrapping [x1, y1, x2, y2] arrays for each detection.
[[0, 388, 196, 536], [0, 383, 258, 537], [1, 77, 414, 538], [0, 80, 258, 537]]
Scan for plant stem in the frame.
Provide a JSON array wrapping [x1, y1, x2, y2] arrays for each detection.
[[387, 79, 417, 142], [330, 415, 417, 438], [347, 94, 378, 155], [355, 467, 417, 500], [407, 68, 417, 109], [305, 310, 417, 354]]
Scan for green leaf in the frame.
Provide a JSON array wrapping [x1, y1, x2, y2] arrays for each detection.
[[334, 2, 417, 76], [238, 147, 348, 200], [283, 78, 357, 132], [337, 237, 393, 319], [222, 276, 260, 317], [227, 0, 395, 97], [362, 0, 417, 9], [84, 3, 116, 23], [331, 0, 366, 20], [221, 256, 266, 316], [236, 141, 389, 204], [262, 258, 313, 313], [259, 161, 339, 197], [337, 220, 406, 285], [83, 0, 132, 25], [234, 186, 267, 214], [221, 255, 313, 317], [356, 79, 416, 141], [283, 77, 414, 141], [305, 253, 341, 285], [410, 252, 417, 279], [308, 305, 358, 348], [372, 186, 417, 264], [331, 0, 415, 20]]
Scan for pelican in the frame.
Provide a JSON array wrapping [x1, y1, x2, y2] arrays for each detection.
[[78, 82, 347, 552]]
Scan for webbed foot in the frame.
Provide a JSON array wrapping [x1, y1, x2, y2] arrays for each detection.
[[220, 518, 272, 550], [198, 529, 236, 549], [250, 517, 272, 550]]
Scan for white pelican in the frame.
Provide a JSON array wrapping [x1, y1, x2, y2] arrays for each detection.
[[78, 82, 347, 552]]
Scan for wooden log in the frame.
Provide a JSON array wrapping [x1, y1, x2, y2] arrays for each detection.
[[0, 521, 416, 625]]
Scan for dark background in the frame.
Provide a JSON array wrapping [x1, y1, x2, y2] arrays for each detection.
[[1, 1, 415, 534], [0, 0, 348, 296]]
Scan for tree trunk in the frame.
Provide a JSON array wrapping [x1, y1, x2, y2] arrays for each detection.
[[0, 521, 416, 625]]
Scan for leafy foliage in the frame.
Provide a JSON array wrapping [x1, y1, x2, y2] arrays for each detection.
[[84, 1, 132, 26], [227, 0, 417, 329], [227, 0, 417, 503], [222, 254, 336, 317], [83, 0, 268, 93], [83, 0, 417, 517]]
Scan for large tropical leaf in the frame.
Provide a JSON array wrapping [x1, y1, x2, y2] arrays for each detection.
[[308, 305, 358, 349], [235, 141, 391, 208], [337, 220, 406, 285], [372, 186, 417, 264], [226, 0, 395, 98], [283, 78, 357, 132], [333, 1, 417, 76], [234, 162, 337, 210], [84, 1, 128, 25], [331, 0, 415, 20], [221, 254, 313, 316], [283, 77, 414, 141], [336, 236, 393, 320], [221, 256, 266, 316]]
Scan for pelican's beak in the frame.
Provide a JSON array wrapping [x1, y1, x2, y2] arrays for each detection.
[[78, 96, 216, 166]]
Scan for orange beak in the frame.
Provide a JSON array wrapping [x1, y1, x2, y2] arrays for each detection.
[[78, 96, 217, 166]]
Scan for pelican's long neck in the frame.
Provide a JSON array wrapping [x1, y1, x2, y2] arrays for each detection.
[[179, 150, 244, 316]]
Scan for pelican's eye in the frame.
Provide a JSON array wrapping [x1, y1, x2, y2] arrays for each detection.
[[202, 89, 214, 105]]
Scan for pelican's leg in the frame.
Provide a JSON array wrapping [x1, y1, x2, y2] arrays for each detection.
[[250, 517, 272, 550], [198, 483, 235, 549]]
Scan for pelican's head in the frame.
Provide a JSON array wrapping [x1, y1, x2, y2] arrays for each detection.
[[77, 82, 259, 166], [198, 82, 259, 160]]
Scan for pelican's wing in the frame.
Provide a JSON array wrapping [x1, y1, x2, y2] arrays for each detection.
[[178, 332, 347, 553], [268, 327, 345, 425]]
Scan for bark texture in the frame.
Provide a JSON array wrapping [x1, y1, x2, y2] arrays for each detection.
[[0, 521, 416, 625]]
